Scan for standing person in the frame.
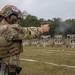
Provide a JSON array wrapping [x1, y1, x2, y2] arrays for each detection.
[[0, 5, 51, 75]]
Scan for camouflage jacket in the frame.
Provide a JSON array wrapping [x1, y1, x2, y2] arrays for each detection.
[[0, 24, 42, 40], [0, 22, 42, 59]]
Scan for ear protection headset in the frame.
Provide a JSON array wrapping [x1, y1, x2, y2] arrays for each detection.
[[6, 14, 18, 24]]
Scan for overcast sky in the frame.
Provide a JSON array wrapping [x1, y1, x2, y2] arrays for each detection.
[[0, 0, 75, 20]]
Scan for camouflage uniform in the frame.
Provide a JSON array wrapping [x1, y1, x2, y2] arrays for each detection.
[[0, 5, 42, 75], [0, 23, 42, 58]]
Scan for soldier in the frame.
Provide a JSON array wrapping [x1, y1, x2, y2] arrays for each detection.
[[0, 5, 51, 75]]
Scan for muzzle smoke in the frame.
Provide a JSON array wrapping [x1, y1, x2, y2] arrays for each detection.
[[55, 22, 72, 34]]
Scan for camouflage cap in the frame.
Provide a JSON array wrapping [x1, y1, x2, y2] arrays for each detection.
[[0, 5, 23, 19]]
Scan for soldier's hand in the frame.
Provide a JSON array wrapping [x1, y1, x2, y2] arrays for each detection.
[[39, 23, 50, 34]]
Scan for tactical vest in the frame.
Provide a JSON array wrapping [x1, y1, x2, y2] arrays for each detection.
[[0, 36, 23, 59], [0, 22, 23, 59]]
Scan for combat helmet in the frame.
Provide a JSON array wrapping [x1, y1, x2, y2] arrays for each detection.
[[0, 5, 23, 19]]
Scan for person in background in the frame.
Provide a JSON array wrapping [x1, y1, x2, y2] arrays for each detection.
[[0, 5, 51, 75]]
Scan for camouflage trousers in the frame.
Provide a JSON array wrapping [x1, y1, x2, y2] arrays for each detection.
[[0, 55, 20, 75]]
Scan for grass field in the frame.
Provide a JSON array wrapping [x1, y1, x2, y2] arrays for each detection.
[[19, 46, 75, 75]]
